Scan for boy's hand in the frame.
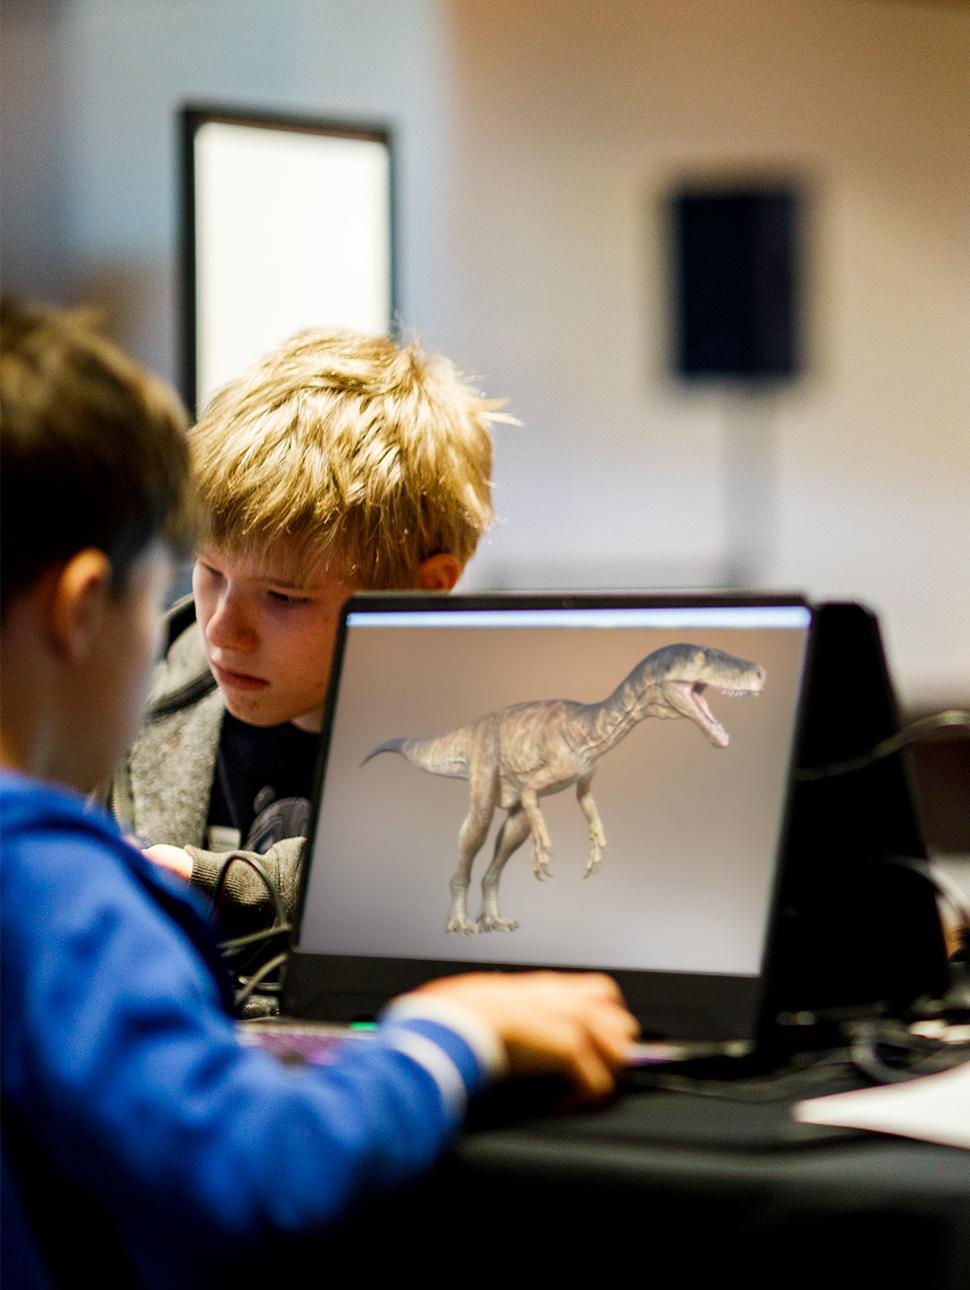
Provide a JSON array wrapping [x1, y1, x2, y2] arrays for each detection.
[[415, 971, 639, 1103], [143, 843, 193, 881]]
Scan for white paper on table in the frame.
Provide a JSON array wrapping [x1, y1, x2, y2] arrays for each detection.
[[794, 1060, 970, 1150]]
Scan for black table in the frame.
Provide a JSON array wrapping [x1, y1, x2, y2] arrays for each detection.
[[329, 1071, 970, 1289]]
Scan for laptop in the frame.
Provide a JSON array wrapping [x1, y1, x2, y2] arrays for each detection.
[[243, 591, 836, 1070]]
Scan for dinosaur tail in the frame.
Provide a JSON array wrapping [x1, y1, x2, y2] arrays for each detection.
[[360, 730, 471, 779], [359, 737, 409, 767]]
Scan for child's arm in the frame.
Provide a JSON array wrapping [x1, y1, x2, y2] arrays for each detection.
[[146, 838, 305, 939], [392, 971, 639, 1102], [3, 811, 636, 1281]]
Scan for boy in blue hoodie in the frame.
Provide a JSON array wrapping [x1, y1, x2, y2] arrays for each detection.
[[0, 301, 636, 1289]]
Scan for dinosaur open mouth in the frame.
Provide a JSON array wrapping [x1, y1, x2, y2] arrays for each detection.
[[684, 682, 730, 748], [676, 674, 764, 748]]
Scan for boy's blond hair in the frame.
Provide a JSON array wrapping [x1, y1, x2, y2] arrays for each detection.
[[190, 329, 507, 587]]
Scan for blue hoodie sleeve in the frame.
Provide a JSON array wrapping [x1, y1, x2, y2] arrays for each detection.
[[1, 786, 489, 1287]]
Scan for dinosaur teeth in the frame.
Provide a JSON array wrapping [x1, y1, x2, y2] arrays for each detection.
[[684, 683, 729, 747]]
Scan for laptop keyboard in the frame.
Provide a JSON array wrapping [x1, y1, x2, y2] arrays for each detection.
[[238, 1019, 372, 1066]]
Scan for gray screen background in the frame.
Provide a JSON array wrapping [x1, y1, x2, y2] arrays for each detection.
[[299, 622, 807, 976]]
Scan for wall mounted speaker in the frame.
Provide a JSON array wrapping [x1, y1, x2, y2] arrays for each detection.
[[670, 185, 801, 381]]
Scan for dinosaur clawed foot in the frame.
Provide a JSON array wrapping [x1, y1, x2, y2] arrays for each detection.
[[445, 914, 479, 936], [583, 845, 605, 878], [477, 913, 519, 933]]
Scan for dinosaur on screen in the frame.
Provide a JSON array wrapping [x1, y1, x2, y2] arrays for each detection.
[[362, 644, 766, 934]]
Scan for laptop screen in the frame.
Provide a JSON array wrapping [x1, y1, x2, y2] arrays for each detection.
[[292, 594, 813, 1042]]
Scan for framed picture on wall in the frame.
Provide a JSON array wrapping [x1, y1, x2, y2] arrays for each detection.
[[181, 105, 395, 417]]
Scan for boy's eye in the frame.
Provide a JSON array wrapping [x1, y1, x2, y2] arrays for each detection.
[[268, 590, 309, 606]]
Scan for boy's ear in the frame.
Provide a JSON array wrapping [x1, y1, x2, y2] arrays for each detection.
[[48, 549, 113, 662], [417, 553, 462, 592]]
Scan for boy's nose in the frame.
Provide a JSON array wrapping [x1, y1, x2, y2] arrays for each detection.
[[206, 597, 257, 653]]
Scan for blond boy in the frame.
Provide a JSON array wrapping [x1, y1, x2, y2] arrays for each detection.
[[107, 328, 504, 938]]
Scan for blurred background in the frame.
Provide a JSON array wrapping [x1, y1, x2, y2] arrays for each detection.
[[2, 0, 967, 844]]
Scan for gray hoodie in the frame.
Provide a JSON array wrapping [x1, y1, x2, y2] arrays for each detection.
[[106, 597, 306, 941]]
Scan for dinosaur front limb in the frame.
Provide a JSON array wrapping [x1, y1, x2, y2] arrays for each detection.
[[520, 789, 554, 881], [576, 777, 607, 877], [478, 807, 530, 932]]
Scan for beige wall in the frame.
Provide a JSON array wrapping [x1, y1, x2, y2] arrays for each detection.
[[437, 0, 970, 708], [2, 0, 967, 706]]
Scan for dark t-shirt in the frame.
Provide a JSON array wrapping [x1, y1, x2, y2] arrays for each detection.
[[206, 712, 319, 854]]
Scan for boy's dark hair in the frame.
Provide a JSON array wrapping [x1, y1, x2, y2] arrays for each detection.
[[1, 299, 194, 620]]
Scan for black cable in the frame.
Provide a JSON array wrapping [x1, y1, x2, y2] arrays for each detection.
[[220, 926, 293, 997], [843, 1016, 970, 1084], [881, 853, 970, 963], [219, 923, 294, 956], [631, 1020, 970, 1102], [629, 1047, 859, 1102], [212, 851, 288, 926], [234, 954, 290, 1009], [210, 851, 293, 1012], [795, 709, 970, 782]]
